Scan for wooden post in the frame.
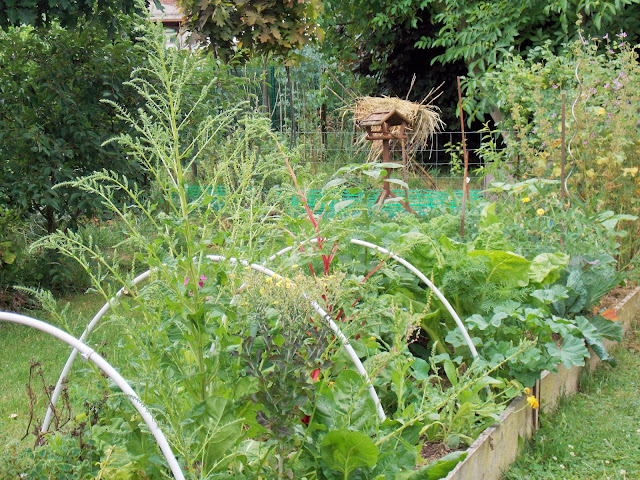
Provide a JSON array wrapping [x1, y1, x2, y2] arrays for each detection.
[[286, 66, 295, 146], [401, 138, 410, 202], [561, 92, 566, 201], [382, 125, 392, 198], [457, 76, 470, 238]]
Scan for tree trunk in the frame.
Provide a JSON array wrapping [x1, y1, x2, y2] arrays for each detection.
[[45, 205, 57, 234]]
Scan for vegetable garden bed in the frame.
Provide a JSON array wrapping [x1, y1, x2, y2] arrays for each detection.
[[2, 32, 638, 479], [444, 285, 640, 480]]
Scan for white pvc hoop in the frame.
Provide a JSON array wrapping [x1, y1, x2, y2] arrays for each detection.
[[0, 312, 185, 480], [265, 237, 478, 359], [204, 255, 386, 422], [42, 269, 154, 433], [45, 253, 387, 431], [46, 233, 477, 433], [349, 239, 478, 358]]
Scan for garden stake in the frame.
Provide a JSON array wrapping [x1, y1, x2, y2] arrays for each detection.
[[561, 92, 566, 202], [401, 137, 410, 203], [456, 76, 470, 238], [561, 92, 567, 247]]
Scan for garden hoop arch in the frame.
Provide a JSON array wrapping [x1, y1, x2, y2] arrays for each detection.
[[0, 312, 185, 480], [43, 256, 386, 434], [266, 237, 478, 358], [43, 237, 477, 434]]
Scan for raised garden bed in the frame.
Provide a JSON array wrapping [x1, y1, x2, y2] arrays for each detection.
[[444, 285, 640, 480]]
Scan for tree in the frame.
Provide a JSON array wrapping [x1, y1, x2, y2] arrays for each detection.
[[321, 0, 640, 124], [178, 0, 323, 61], [0, 0, 140, 33], [0, 22, 145, 233]]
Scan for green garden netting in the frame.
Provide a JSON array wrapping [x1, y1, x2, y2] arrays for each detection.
[[177, 186, 482, 215]]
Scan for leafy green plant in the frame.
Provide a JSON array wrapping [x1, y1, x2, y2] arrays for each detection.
[[14, 19, 630, 480], [476, 34, 640, 269], [0, 20, 147, 234]]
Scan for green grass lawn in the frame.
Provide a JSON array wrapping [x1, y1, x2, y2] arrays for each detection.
[[0, 293, 127, 446], [504, 319, 640, 480]]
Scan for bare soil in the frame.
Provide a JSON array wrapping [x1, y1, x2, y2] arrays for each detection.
[[597, 283, 638, 310], [420, 441, 462, 463]]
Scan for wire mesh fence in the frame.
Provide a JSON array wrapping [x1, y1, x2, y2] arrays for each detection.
[[283, 130, 504, 191], [229, 65, 506, 192]]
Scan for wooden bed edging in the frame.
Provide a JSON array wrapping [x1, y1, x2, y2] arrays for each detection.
[[444, 286, 640, 480]]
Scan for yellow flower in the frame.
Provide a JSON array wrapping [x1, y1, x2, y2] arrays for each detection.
[[292, 264, 299, 269], [369, 336, 376, 341], [523, 387, 532, 396], [623, 167, 639, 178], [527, 395, 539, 409], [522, 197, 531, 203], [265, 276, 273, 284], [536, 208, 545, 216]]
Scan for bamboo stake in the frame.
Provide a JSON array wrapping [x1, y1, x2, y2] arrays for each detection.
[[457, 76, 470, 238], [410, 158, 437, 190], [401, 138, 410, 202], [561, 92, 566, 201]]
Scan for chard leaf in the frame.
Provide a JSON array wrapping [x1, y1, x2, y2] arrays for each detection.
[[321, 429, 379, 476], [529, 252, 570, 284], [479, 202, 500, 228], [474, 222, 509, 251], [322, 369, 377, 430], [469, 250, 531, 287]]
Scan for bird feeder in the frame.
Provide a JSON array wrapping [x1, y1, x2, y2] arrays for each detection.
[[358, 109, 415, 213]]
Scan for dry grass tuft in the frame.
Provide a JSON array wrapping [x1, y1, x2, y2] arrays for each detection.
[[349, 94, 445, 162]]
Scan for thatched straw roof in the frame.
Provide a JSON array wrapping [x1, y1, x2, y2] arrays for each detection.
[[350, 95, 444, 162]]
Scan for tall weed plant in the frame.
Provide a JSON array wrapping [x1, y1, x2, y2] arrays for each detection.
[[30, 23, 296, 477]]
